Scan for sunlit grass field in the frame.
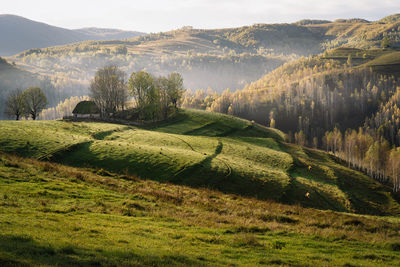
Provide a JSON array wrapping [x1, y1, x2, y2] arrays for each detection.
[[0, 109, 398, 214], [1, 153, 400, 266], [0, 109, 400, 266]]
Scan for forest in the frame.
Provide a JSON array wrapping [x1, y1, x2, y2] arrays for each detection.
[[180, 50, 400, 192]]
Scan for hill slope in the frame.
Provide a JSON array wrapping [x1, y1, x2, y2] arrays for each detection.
[[0, 15, 144, 56], [0, 57, 85, 120], [1, 152, 400, 266], [0, 109, 398, 215], [6, 13, 400, 95]]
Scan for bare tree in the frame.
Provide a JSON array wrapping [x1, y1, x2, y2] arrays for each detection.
[[23, 87, 47, 120], [5, 89, 25, 120], [90, 65, 127, 117]]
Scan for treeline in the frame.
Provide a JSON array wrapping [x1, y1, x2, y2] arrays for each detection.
[[183, 57, 400, 146], [180, 56, 400, 191], [319, 127, 400, 192], [16, 46, 288, 93], [40, 95, 89, 120], [365, 89, 400, 145], [89, 66, 184, 121]]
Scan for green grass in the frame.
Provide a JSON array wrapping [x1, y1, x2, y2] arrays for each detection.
[[1, 153, 400, 266], [0, 109, 398, 215], [322, 47, 400, 74]]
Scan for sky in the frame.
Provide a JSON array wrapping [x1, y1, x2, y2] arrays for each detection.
[[1, 0, 400, 32]]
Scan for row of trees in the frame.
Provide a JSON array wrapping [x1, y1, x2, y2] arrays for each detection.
[[5, 87, 47, 120], [180, 56, 400, 192], [89, 66, 184, 120], [319, 127, 400, 192], [40, 95, 89, 120]]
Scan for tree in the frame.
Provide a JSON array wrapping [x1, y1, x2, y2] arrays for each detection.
[[156, 76, 175, 119], [22, 87, 47, 120], [128, 71, 155, 119], [5, 89, 25, 120], [388, 148, 400, 192], [128, 71, 184, 120], [347, 54, 352, 66], [90, 65, 127, 117], [167, 72, 184, 109], [381, 36, 392, 48], [295, 130, 306, 146]]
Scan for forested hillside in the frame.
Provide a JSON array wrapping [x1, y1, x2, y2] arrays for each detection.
[[2, 14, 399, 110], [0, 57, 86, 119], [181, 46, 400, 191]]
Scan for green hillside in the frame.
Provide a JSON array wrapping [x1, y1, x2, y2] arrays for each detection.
[[0, 109, 398, 215], [1, 152, 400, 266]]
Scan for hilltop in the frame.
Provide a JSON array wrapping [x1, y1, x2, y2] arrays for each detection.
[[0, 15, 144, 56], [0, 109, 398, 215], [3, 13, 399, 98]]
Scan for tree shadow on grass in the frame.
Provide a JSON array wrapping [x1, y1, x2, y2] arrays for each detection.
[[0, 234, 204, 267], [282, 143, 399, 215], [52, 139, 286, 202], [172, 141, 285, 200]]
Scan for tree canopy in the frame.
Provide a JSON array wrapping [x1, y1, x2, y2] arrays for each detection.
[[90, 65, 127, 117]]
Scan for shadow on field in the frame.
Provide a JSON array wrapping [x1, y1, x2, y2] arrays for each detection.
[[0, 234, 87, 266], [55, 138, 286, 202], [173, 140, 224, 184], [0, 234, 203, 266], [280, 142, 399, 215]]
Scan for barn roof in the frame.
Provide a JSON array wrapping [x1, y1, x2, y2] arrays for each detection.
[[72, 101, 100, 114]]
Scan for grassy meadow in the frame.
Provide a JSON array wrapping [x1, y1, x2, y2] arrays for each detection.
[[1, 153, 400, 266], [0, 109, 400, 266]]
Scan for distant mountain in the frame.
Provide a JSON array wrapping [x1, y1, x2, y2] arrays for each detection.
[[74, 27, 144, 40], [0, 14, 145, 56]]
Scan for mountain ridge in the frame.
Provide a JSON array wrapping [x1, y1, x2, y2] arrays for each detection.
[[0, 14, 145, 56]]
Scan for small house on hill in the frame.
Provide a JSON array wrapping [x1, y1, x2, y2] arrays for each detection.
[[72, 101, 100, 118]]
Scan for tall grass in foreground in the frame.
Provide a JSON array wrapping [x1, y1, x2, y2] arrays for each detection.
[[0, 153, 400, 266]]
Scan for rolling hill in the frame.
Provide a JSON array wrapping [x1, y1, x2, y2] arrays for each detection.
[[1, 151, 400, 266], [1, 109, 400, 265], [0, 14, 144, 56], [0, 109, 398, 215], [4, 13, 400, 97]]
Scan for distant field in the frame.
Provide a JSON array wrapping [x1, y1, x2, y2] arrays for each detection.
[[0, 109, 398, 215], [322, 47, 400, 74], [1, 153, 400, 266]]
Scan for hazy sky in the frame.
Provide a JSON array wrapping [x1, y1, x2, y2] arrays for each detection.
[[2, 0, 400, 32]]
